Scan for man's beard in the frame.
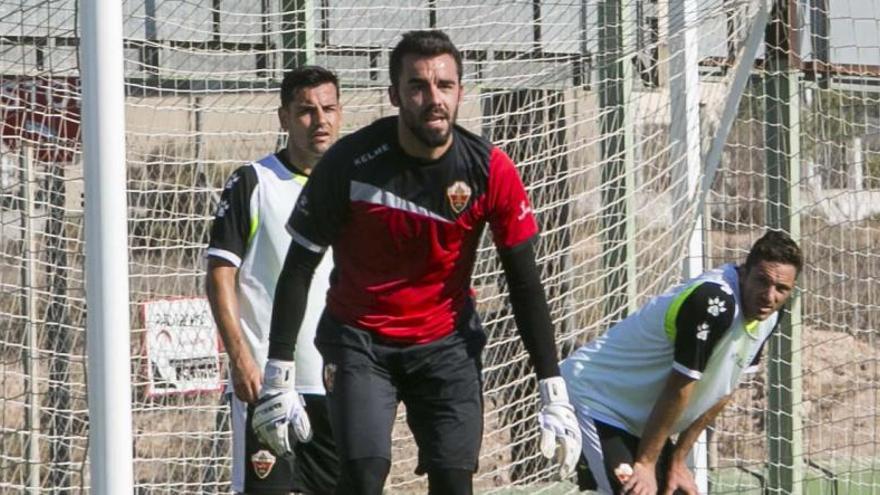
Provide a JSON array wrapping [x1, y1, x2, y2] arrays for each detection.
[[401, 105, 457, 148]]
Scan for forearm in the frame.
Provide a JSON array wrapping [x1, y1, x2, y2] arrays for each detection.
[[671, 395, 732, 462], [267, 242, 322, 361], [636, 371, 696, 465], [206, 263, 253, 365], [497, 238, 560, 379]]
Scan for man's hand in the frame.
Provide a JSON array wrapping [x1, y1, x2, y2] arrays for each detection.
[[252, 360, 312, 457], [662, 458, 699, 495], [537, 376, 582, 478], [622, 461, 658, 495], [206, 260, 262, 403], [230, 352, 262, 403]]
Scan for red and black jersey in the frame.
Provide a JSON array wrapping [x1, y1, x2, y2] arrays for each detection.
[[287, 116, 539, 344]]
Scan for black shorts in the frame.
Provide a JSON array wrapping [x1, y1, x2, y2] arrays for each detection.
[[243, 394, 339, 494], [315, 309, 486, 475], [576, 418, 677, 494]]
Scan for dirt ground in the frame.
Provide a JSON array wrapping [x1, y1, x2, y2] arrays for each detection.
[[713, 326, 880, 468]]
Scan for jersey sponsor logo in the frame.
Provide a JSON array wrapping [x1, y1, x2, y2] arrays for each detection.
[[250, 449, 276, 479], [517, 200, 534, 221], [323, 363, 337, 393], [707, 297, 727, 317], [446, 180, 472, 213], [354, 143, 391, 167]]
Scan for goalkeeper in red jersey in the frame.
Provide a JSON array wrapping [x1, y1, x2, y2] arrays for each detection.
[[253, 30, 581, 494]]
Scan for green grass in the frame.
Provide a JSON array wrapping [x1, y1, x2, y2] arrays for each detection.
[[710, 458, 880, 495], [468, 458, 880, 494]]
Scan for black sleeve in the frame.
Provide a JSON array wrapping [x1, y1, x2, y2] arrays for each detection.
[[287, 146, 350, 250], [267, 242, 325, 361], [671, 282, 736, 378], [497, 237, 560, 379], [206, 165, 258, 266]]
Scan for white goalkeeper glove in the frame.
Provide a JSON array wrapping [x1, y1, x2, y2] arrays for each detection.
[[538, 376, 582, 478], [252, 359, 312, 457]]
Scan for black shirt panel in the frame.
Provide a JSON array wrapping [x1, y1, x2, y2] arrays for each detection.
[[673, 282, 737, 376], [207, 164, 259, 264]]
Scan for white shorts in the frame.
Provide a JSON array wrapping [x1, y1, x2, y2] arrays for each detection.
[[575, 407, 615, 494], [228, 391, 338, 494], [229, 393, 247, 493], [229, 392, 300, 493]]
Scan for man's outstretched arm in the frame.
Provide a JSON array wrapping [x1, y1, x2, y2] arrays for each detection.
[[498, 238, 581, 477], [253, 241, 323, 456], [267, 241, 323, 361], [205, 166, 261, 402], [623, 370, 698, 495], [497, 238, 558, 378], [206, 259, 261, 403], [662, 394, 732, 495]]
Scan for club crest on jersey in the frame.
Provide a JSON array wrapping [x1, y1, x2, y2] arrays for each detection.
[[251, 449, 276, 479], [446, 181, 472, 213], [323, 363, 337, 393]]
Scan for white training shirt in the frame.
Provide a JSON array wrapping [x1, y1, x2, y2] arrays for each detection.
[[561, 263, 778, 436], [207, 152, 331, 395]]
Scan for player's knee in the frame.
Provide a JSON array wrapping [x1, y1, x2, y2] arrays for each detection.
[[427, 468, 473, 495], [335, 457, 389, 495]]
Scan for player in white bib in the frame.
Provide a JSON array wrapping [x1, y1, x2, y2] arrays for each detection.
[[561, 231, 802, 495], [206, 66, 342, 494]]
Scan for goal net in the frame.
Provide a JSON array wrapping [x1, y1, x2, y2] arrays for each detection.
[[0, 0, 878, 492]]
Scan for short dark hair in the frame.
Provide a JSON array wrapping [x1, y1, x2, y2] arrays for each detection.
[[745, 230, 804, 274], [280, 66, 339, 108], [389, 30, 463, 87]]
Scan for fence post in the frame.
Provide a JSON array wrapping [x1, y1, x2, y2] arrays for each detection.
[[668, 0, 708, 490], [764, 1, 804, 493], [20, 146, 40, 494], [282, 0, 315, 70], [599, 0, 637, 322]]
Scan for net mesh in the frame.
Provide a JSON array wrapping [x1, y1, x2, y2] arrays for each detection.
[[0, 0, 878, 492]]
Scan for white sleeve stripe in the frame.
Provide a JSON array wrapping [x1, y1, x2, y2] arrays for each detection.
[[350, 181, 453, 224], [205, 248, 242, 267], [743, 365, 760, 374], [287, 226, 327, 253], [672, 362, 703, 380]]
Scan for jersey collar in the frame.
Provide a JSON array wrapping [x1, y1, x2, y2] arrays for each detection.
[[274, 150, 310, 179]]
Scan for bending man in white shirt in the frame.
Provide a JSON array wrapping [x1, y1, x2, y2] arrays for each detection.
[[561, 230, 802, 495]]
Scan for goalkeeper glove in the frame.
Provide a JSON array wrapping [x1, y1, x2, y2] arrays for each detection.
[[538, 376, 582, 478], [252, 359, 312, 457]]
